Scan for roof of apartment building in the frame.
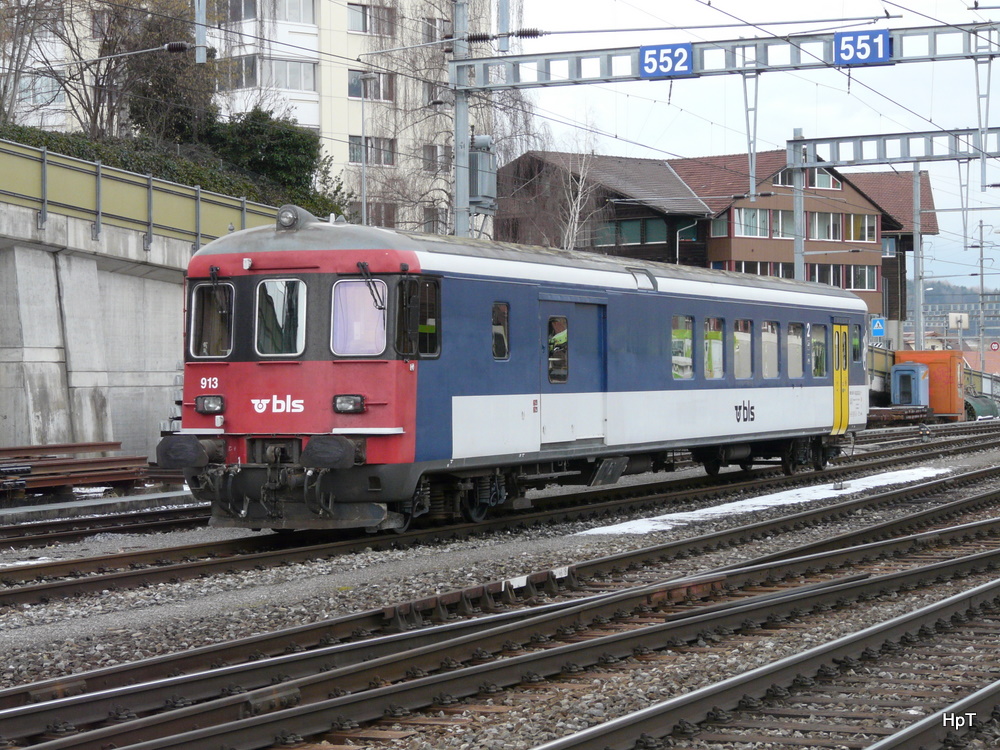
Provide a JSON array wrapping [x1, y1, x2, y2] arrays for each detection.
[[511, 151, 712, 216], [506, 149, 923, 233], [845, 170, 939, 236]]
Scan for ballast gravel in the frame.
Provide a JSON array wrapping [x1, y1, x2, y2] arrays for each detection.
[[2, 447, 1000, 749]]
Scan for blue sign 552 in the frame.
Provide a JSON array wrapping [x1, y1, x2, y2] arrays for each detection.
[[639, 43, 695, 78], [834, 30, 892, 66]]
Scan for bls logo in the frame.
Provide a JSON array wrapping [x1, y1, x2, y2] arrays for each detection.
[[250, 395, 305, 414], [734, 400, 755, 422]]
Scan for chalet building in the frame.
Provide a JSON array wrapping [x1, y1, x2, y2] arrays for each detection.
[[497, 150, 937, 320]]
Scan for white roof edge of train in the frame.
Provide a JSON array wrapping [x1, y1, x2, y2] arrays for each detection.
[[198, 210, 868, 314]]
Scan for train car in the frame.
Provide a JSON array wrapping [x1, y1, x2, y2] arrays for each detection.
[[157, 205, 869, 532]]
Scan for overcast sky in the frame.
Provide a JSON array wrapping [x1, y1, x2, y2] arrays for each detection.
[[514, 0, 1000, 289]]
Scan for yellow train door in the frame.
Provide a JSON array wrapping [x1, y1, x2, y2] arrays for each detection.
[[832, 321, 850, 435]]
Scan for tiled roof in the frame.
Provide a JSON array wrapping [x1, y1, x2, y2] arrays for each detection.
[[845, 170, 939, 235], [666, 150, 790, 215], [519, 151, 712, 217]]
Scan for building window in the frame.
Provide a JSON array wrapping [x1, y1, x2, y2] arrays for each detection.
[[278, 0, 313, 23], [368, 203, 397, 227], [733, 207, 769, 237], [348, 3, 395, 35], [809, 168, 841, 189], [645, 218, 668, 244], [18, 75, 65, 106], [423, 16, 447, 42], [807, 263, 838, 286], [348, 136, 396, 166], [619, 219, 641, 245], [710, 213, 728, 237], [227, 0, 255, 22], [846, 214, 877, 242], [348, 70, 394, 100], [882, 237, 897, 257], [845, 265, 878, 291], [773, 209, 795, 239], [774, 167, 841, 189], [422, 144, 451, 172], [774, 262, 794, 278], [809, 212, 842, 241], [219, 56, 257, 90], [423, 205, 446, 233], [266, 59, 316, 91]]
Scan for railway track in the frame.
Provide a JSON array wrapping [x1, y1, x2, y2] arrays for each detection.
[[7, 472, 1000, 748], [2, 429, 1000, 609], [1, 421, 996, 551]]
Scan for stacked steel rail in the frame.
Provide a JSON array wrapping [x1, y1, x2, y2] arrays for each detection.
[[0, 442, 147, 499]]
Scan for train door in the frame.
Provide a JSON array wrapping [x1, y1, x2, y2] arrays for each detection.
[[539, 300, 607, 445], [832, 318, 850, 435]]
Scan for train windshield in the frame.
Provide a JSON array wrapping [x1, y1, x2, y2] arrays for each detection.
[[190, 282, 234, 358], [332, 279, 387, 355], [256, 279, 307, 356]]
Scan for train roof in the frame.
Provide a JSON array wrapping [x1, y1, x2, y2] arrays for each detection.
[[195, 206, 868, 312]]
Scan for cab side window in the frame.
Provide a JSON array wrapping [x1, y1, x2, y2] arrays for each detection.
[[396, 278, 441, 357], [492, 303, 510, 360]]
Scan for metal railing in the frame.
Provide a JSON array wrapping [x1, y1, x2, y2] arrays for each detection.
[[0, 137, 277, 250]]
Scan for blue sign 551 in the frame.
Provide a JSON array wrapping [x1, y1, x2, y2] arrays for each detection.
[[834, 30, 892, 66]]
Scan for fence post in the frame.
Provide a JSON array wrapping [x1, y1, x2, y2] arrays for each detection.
[[37, 147, 48, 230], [144, 173, 153, 252], [92, 161, 103, 240]]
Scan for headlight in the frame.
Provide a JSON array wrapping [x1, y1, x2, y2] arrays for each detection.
[[333, 394, 366, 413], [195, 395, 225, 414]]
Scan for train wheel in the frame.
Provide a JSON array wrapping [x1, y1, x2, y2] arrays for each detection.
[[460, 494, 489, 523], [781, 446, 799, 475], [703, 458, 721, 477], [739, 460, 753, 472]]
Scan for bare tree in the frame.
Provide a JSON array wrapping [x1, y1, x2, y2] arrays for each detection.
[[0, 0, 64, 124], [24, 0, 150, 138]]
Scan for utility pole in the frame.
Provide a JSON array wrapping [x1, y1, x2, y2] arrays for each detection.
[[453, 0, 470, 237]]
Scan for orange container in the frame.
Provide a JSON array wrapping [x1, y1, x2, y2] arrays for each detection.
[[893, 350, 965, 421]]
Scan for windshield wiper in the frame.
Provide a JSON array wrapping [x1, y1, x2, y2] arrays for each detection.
[[356, 261, 386, 310]]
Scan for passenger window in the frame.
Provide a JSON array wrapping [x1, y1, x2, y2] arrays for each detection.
[[492, 303, 510, 360], [811, 324, 828, 377], [704, 317, 724, 379], [396, 278, 441, 357], [547, 316, 568, 383], [733, 319, 753, 379], [256, 279, 306, 356], [331, 279, 387, 355], [787, 323, 804, 378], [762, 321, 779, 378], [191, 282, 234, 358], [671, 315, 693, 380], [852, 324, 862, 362]]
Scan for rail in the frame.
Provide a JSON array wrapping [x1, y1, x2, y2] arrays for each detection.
[[0, 441, 147, 497], [0, 138, 276, 250]]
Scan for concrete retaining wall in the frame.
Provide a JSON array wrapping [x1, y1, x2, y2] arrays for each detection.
[[0, 201, 190, 459]]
